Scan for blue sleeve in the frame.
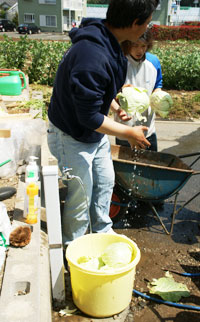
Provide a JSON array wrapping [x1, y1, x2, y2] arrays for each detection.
[[146, 52, 163, 90]]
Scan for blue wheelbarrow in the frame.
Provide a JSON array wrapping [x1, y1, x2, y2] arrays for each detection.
[[110, 145, 200, 235]]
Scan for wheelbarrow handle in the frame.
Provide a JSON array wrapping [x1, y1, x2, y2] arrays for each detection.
[[178, 152, 200, 158], [179, 152, 200, 168], [193, 171, 200, 175]]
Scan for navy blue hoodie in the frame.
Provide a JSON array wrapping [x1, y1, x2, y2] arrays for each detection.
[[48, 18, 127, 143]]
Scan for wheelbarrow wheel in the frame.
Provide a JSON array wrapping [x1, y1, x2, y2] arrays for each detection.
[[109, 184, 130, 223]]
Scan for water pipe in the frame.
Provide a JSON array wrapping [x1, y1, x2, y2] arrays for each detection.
[[177, 272, 200, 277], [133, 289, 200, 311], [162, 269, 200, 277], [0, 159, 11, 167], [62, 167, 93, 234]]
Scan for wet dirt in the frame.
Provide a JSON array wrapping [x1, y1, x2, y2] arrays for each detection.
[[51, 197, 200, 322], [53, 153, 200, 322], [114, 203, 200, 322], [112, 152, 200, 322]]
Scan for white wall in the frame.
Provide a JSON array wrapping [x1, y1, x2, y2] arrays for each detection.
[[6, 3, 18, 21], [86, 7, 107, 19], [172, 7, 200, 24]]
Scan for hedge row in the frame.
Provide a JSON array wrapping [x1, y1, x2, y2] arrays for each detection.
[[0, 35, 70, 85], [183, 21, 200, 26], [152, 25, 200, 40], [151, 41, 200, 90], [0, 35, 200, 90]]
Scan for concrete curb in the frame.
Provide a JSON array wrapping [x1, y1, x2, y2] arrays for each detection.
[[0, 179, 52, 322]]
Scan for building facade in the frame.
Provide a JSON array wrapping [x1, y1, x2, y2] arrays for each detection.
[[6, 2, 18, 20], [0, 0, 17, 10], [86, 1, 172, 25], [18, 1, 200, 33], [18, 0, 87, 33]]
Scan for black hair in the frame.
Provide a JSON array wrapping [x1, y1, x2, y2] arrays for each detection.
[[106, 0, 159, 28], [121, 28, 154, 55]]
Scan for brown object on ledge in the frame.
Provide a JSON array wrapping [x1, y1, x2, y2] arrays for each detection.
[[9, 226, 31, 247]]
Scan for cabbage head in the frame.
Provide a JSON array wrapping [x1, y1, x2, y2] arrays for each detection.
[[150, 90, 173, 118], [77, 242, 133, 272], [101, 242, 133, 268], [116, 86, 149, 121], [77, 256, 104, 271]]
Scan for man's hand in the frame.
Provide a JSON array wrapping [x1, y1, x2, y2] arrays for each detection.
[[96, 116, 151, 151], [127, 126, 150, 150], [110, 99, 132, 122], [117, 108, 132, 122]]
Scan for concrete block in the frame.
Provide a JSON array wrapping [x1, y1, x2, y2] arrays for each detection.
[[0, 179, 52, 322]]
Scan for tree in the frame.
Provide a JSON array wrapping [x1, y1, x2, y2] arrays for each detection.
[[12, 12, 19, 27], [0, 9, 6, 18]]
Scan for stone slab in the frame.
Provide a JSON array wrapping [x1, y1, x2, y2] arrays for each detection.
[[0, 179, 52, 322]]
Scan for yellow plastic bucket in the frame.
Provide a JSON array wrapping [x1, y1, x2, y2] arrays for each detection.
[[66, 233, 141, 317]]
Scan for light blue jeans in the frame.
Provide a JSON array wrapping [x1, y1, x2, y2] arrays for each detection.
[[47, 122, 114, 246]]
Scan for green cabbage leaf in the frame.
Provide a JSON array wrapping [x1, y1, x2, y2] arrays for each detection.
[[116, 87, 149, 121], [77, 256, 104, 271], [148, 271, 190, 302], [150, 90, 173, 118], [77, 242, 133, 272], [101, 242, 132, 268]]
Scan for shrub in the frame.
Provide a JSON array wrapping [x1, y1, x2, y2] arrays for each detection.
[[152, 41, 200, 90], [152, 25, 200, 41], [0, 35, 199, 90], [0, 35, 71, 86], [182, 21, 200, 26]]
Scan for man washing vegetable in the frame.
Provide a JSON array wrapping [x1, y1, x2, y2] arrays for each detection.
[[47, 0, 159, 246]]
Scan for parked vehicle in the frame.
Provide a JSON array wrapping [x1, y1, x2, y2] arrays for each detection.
[[71, 20, 80, 28], [72, 20, 76, 28], [17, 23, 41, 35], [0, 19, 16, 32]]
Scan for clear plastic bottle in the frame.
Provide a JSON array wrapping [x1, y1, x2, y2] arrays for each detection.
[[25, 156, 39, 183], [25, 183, 39, 224]]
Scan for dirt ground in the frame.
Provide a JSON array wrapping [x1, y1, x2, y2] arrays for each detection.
[[5, 87, 200, 122], [2, 173, 199, 322], [116, 205, 200, 322], [1, 90, 200, 321], [51, 181, 200, 322]]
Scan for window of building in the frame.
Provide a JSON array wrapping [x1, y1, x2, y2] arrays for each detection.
[[46, 15, 56, 26], [24, 14, 35, 23], [39, 0, 56, 4], [40, 15, 57, 27], [45, 0, 56, 4]]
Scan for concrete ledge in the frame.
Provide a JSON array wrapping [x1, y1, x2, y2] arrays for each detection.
[[0, 179, 52, 322]]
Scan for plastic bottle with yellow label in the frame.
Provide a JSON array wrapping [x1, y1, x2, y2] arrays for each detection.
[[25, 183, 39, 224], [24, 156, 39, 218]]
